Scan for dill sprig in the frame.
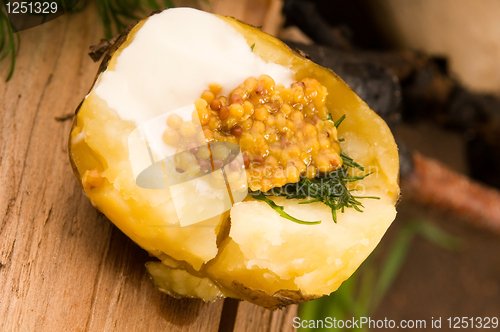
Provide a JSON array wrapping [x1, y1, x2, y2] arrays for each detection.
[[333, 114, 345, 127], [265, 154, 378, 224], [339, 151, 364, 169], [251, 115, 379, 224], [252, 192, 321, 225]]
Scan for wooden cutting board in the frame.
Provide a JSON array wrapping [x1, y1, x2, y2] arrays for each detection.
[[0, 3, 297, 331]]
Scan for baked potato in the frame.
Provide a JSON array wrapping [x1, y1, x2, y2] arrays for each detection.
[[69, 8, 399, 310]]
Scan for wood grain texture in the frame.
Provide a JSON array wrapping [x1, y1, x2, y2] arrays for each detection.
[[210, 0, 277, 32], [0, 6, 225, 332], [233, 302, 298, 332], [0, 3, 297, 332]]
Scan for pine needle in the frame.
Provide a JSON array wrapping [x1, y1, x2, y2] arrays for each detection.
[[0, 0, 176, 81], [0, 7, 18, 82]]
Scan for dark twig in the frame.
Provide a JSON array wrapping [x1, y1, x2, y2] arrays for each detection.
[[402, 152, 500, 235]]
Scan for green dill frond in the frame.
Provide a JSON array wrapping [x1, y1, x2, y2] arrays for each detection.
[[0, 6, 19, 81], [340, 151, 364, 170], [250, 115, 379, 224], [252, 156, 378, 224], [251, 192, 321, 225]]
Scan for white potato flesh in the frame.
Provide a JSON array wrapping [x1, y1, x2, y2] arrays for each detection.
[[228, 191, 396, 295]]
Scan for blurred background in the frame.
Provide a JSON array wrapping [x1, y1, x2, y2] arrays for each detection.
[[2, 0, 500, 331], [271, 1, 500, 330]]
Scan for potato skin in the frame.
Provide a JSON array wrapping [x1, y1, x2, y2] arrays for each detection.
[[232, 282, 320, 310], [69, 9, 399, 310]]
